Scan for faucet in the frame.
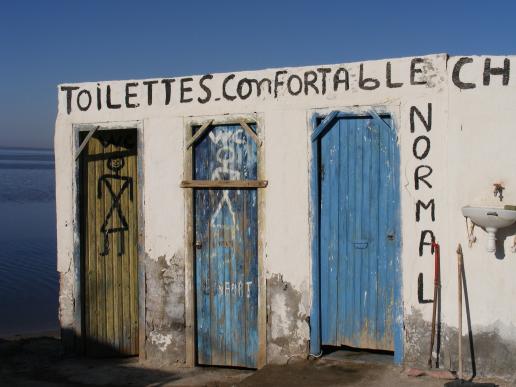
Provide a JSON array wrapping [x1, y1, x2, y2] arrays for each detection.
[[493, 183, 505, 201]]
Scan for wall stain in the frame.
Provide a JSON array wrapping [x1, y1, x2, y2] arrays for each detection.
[[267, 274, 309, 364], [144, 253, 185, 365], [422, 58, 440, 88], [58, 271, 75, 351], [405, 307, 516, 380]]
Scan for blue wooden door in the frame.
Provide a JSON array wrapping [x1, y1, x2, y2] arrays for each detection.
[[319, 115, 400, 351], [194, 124, 258, 368]]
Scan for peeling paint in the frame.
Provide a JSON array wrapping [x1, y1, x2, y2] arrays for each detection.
[[148, 331, 173, 352], [422, 58, 439, 88], [58, 271, 76, 350], [144, 253, 186, 365], [267, 274, 309, 364], [55, 54, 516, 378]]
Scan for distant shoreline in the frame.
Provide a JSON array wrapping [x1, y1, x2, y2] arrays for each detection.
[[0, 147, 55, 169], [0, 146, 53, 152], [0, 329, 60, 341]]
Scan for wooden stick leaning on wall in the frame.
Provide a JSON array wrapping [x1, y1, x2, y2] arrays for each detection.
[[457, 243, 464, 380]]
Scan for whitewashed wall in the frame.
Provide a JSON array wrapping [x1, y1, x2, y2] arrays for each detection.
[[55, 54, 516, 377]]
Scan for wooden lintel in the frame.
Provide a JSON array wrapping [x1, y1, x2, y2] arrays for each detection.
[[180, 180, 268, 189]]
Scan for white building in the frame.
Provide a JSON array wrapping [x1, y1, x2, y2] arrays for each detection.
[[55, 53, 516, 379]]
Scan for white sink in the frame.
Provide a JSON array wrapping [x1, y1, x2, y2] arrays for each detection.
[[462, 206, 516, 252]]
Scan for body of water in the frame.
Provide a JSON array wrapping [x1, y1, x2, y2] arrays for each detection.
[[0, 147, 58, 337]]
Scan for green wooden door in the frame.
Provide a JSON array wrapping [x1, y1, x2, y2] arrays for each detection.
[[80, 129, 139, 356]]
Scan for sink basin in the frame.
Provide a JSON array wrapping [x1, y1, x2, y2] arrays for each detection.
[[462, 206, 516, 229], [462, 206, 516, 252]]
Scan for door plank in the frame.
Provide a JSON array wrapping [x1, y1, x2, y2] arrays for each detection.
[[352, 118, 363, 347], [344, 118, 357, 345], [337, 119, 349, 345], [353, 118, 369, 349], [97, 138, 107, 351], [87, 136, 97, 347], [328, 121, 340, 343], [196, 189, 211, 364], [105, 139, 115, 350], [367, 119, 380, 347], [244, 189, 258, 367], [195, 123, 212, 364], [112, 164, 120, 353], [211, 189, 226, 366], [320, 127, 332, 344], [130, 150, 139, 355]]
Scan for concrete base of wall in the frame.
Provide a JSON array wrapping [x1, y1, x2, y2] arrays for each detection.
[[58, 271, 76, 352], [144, 253, 186, 365], [404, 307, 516, 381]]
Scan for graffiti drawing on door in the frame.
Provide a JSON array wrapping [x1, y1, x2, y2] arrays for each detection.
[[98, 157, 134, 256], [80, 129, 139, 356], [193, 123, 259, 368]]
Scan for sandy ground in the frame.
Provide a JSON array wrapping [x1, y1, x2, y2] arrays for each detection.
[[0, 337, 511, 386]]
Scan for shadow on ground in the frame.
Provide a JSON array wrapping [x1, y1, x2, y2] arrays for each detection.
[[0, 338, 509, 387], [0, 337, 251, 386], [239, 356, 507, 387]]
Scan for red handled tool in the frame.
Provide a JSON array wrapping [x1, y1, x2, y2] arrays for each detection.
[[428, 241, 440, 368]]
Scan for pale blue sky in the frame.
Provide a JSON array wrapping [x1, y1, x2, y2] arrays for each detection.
[[1, 0, 515, 148]]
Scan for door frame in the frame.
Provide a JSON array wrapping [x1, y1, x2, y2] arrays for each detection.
[[183, 114, 266, 368], [308, 108, 404, 363], [72, 121, 146, 360]]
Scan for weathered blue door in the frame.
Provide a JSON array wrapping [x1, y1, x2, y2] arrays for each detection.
[[319, 115, 400, 351], [194, 123, 258, 368]]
